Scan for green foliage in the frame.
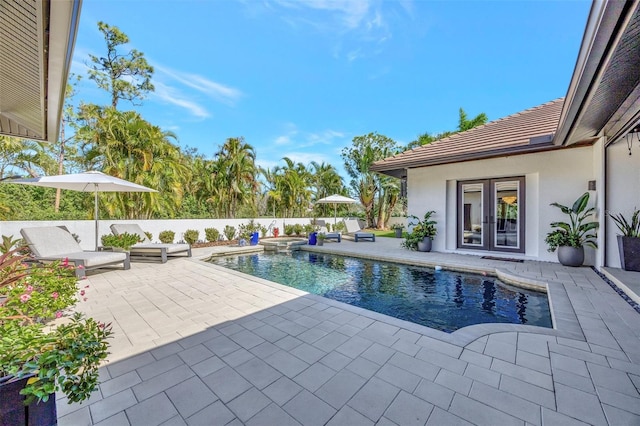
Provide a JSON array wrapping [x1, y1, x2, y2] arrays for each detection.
[[101, 232, 141, 251], [223, 225, 236, 241], [183, 229, 199, 245], [284, 224, 295, 236], [144, 231, 153, 241], [607, 209, 640, 238], [545, 192, 599, 252], [334, 221, 346, 233], [237, 220, 263, 240], [317, 232, 326, 241], [402, 211, 437, 251], [293, 224, 304, 236], [204, 227, 220, 242], [158, 230, 175, 244], [407, 107, 488, 149], [0, 235, 23, 254], [390, 223, 405, 230], [0, 251, 112, 404]]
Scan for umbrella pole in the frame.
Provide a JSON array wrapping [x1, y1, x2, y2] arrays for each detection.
[[94, 185, 99, 251], [334, 204, 337, 226]]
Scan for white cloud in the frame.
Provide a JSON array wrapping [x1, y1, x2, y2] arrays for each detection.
[[152, 82, 210, 119], [155, 65, 244, 106], [272, 125, 344, 148]]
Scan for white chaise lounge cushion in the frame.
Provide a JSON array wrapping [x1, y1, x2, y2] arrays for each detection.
[[110, 223, 191, 259], [110, 223, 151, 243]]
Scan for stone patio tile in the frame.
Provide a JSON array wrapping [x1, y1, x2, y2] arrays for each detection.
[[313, 331, 351, 352], [132, 365, 195, 401], [273, 320, 308, 336], [449, 394, 523, 426], [413, 379, 455, 410], [607, 357, 640, 376], [463, 363, 500, 388], [541, 408, 590, 426], [491, 358, 553, 390], [425, 407, 473, 426], [249, 341, 281, 358], [202, 366, 252, 403], [221, 348, 255, 367], [226, 388, 271, 422], [460, 348, 492, 368], [361, 343, 396, 365], [328, 310, 359, 325], [246, 403, 301, 426], [394, 328, 421, 343], [375, 363, 421, 392], [325, 406, 373, 426], [516, 334, 551, 357], [550, 352, 588, 377], [263, 376, 303, 405], [484, 338, 517, 363], [602, 403, 640, 425], [589, 343, 629, 361], [500, 375, 555, 409], [151, 342, 184, 360], [252, 324, 288, 342], [556, 337, 590, 351], [191, 355, 226, 377], [469, 381, 541, 425], [177, 345, 214, 366], [388, 352, 440, 381], [315, 370, 367, 409], [347, 377, 400, 421], [319, 351, 352, 371], [166, 376, 218, 418], [58, 407, 93, 426], [391, 338, 421, 356], [218, 323, 244, 336], [290, 342, 327, 364], [228, 329, 265, 349], [203, 335, 241, 357], [555, 383, 607, 426], [336, 336, 374, 358], [177, 328, 222, 349], [415, 335, 463, 358], [415, 347, 467, 374], [357, 328, 399, 347], [159, 415, 188, 426], [100, 371, 142, 398], [185, 401, 235, 426], [316, 320, 340, 333], [235, 357, 282, 389], [587, 362, 638, 396], [293, 363, 336, 392], [89, 389, 138, 424], [106, 352, 156, 378], [552, 368, 596, 394], [375, 417, 398, 426], [516, 349, 551, 375], [596, 387, 640, 415], [283, 390, 336, 426], [126, 393, 178, 426], [296, 328, 329, 344], [435, 369, 472, 395], [464, 336, 488, 353], [136, 355, 184, 381], [548, 342, 608, 366], [346, 357, 381, 379], [350, 315, 376, 330], [265, 350, 310, 378], [274, 335, 303, 351], [384, 391, 434, 426]]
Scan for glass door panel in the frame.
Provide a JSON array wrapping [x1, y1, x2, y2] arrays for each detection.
[[460, 183, 484, 248], [494, 181, 520, 249]]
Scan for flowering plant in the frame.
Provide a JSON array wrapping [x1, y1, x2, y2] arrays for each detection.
[[0, 248, 112, 404]]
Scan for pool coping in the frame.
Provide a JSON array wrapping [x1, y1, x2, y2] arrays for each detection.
[[197, 246, 585, 348]]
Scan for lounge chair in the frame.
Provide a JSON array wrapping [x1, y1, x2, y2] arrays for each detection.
[[311, 219, 341, 242], [343, 219, 375, 242], [20, 226, 130, 278], [110, 224, 191, 263]]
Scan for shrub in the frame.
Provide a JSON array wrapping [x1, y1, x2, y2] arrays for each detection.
[[284, 224, 295, 236], [159, 230, 175, 243], [334, 222, 346, 233], [183, 229, 199, 245], [205, 227, 220, 242], [101, 232, 142, 251], [293, 224, 304, 235], [144, 231, 153, 241], [223, 225, 236, 241], [303, 224, 315, 235]]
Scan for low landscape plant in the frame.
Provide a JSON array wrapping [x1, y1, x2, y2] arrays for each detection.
[[284, 225, 295, 236], [607, 208, 640, 237], [293, 224, 304, 236], [223, 225, 236, 241], [158, 230, 175, 243], [144, 231, 153, 241], [545, 192, 598, 252], [205, 227, 220, 242], [101, 232, 142, 251], [183, 229, 199, 245], [402, 211, 437, 250]]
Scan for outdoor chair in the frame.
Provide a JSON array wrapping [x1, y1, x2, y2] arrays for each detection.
[[20, 226, 130, 278], [110, 224, 191, 263], [310, 219, 341, 242], [343, 219, 376, 242]]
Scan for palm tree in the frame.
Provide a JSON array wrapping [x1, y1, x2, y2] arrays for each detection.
[[214, 137, 259, 218], [310, 161, 344, 216]]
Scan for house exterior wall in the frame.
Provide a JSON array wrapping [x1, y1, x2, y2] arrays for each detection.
[[407, 145, 598, 263], [605, 136, 640, 268]]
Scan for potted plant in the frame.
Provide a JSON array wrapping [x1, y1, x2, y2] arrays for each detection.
[[391, 223, 405, 238], [607, 208, 640, 272], [317, 233, 326, 246], [402, 211, 437, 252], [0, 247, 112, 425], [101, 232, 142, 251], [545, 192, 599, 267]]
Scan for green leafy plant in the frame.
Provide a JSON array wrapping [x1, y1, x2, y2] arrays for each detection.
[[144, 231, 153, 241], [205, 227, 220, 242], [158, 230, 175, 243], [317, 232, 326, 241], [284, 225, 295, 236], [607, 208, 640, 237], [0, 249, 112, 404], [183, 229, 199, 245], [402, 211, 437, 250], [390, 223, 405, 230], [545, 192, 599, 252], [0, 235, 22, 254], [101, 232, 142, 251], [334, 222, 346, 233], [223, 225, 236, 241], [293, 224, 304, 236], [303, 224, 315, 235]]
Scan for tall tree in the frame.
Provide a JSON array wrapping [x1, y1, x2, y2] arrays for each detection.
[[407, 107, 488, 149], [88, 21, 154, 108], [214, 137, 259, 218]]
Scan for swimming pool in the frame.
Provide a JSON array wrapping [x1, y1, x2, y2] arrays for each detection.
[[210, 251, 552, 332]]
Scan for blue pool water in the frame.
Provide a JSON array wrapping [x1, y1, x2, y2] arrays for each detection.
[[210, 251, 552, 332]]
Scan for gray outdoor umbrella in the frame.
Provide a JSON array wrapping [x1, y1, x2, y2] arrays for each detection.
[[6, 171, 157, 250], [316, 194, 358, 225]]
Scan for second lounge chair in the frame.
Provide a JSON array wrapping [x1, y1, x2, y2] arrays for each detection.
[[110, 224, 192, 263]]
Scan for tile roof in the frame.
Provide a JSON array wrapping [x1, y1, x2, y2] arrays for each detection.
[[371, 98, 569, 177]]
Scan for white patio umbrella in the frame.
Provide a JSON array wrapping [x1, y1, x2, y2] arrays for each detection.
[[5, 171, 157, 250], [316, 194, 358, 225]]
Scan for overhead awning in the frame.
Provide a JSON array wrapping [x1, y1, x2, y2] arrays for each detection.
[[0, 0, 82, 142]]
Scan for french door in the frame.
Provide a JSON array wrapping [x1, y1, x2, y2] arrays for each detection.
[[457, 177, 525, 253]]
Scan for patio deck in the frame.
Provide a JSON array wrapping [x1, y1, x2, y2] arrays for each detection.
[[57, 238, 640, 425]]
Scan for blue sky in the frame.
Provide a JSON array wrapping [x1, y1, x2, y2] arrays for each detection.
[[71, 0, 591, 177]]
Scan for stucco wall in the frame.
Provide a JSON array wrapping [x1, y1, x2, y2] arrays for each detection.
[[407, 145, 598, 263], [605, 137, 640, 267]]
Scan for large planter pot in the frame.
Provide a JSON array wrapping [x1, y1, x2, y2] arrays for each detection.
[[394, 228, 403, 238], [557, 246, 584, 267], [0, 375, 57, 426], [417, 237, 432, 252], [617, 235, 640, 272]]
